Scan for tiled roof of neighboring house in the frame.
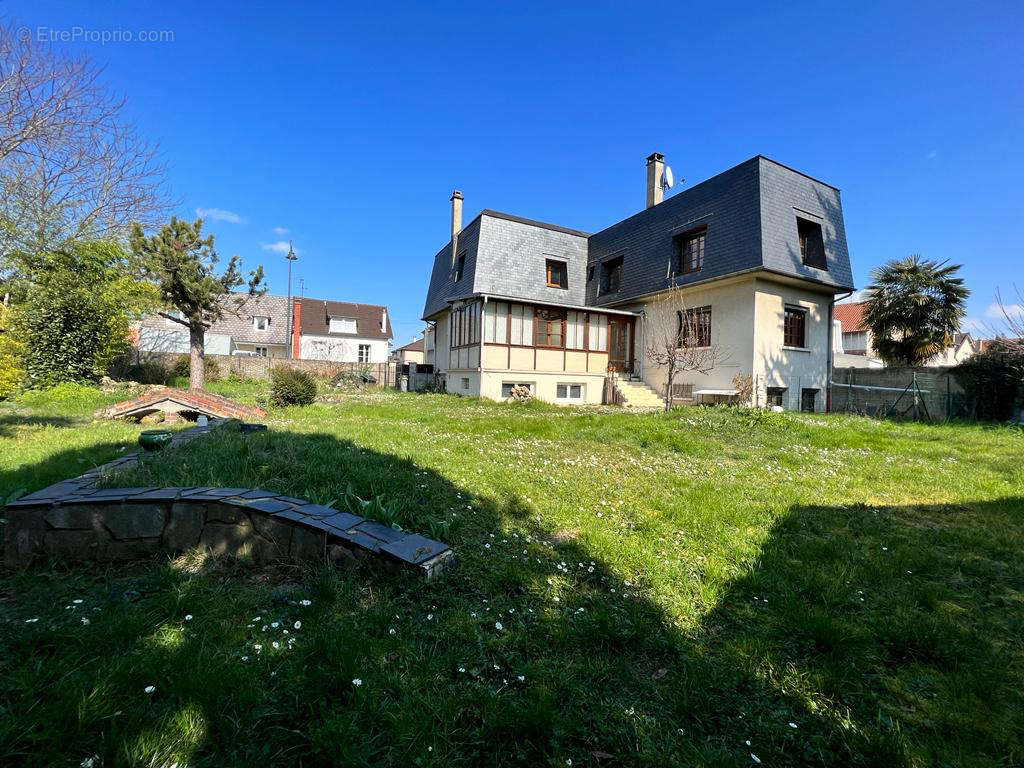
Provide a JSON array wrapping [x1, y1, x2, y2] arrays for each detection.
[[298, 298, 393, 340], [138, 292, 290, 345], [834, 302, 868, 332], [396, 337, 424, 352]]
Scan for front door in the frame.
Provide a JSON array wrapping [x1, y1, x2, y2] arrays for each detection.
[[608, 318, 632, 373]]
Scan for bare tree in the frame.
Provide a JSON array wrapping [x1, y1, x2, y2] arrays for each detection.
[[995, 286, 1024, 353], [643, 285, 725, 411], [0, 24, 167, 280]]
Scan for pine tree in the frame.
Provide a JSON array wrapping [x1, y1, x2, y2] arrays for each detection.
[[131, 217, 264, 390]]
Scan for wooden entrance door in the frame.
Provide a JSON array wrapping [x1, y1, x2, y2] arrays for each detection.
[[608, 317, 632, 372]]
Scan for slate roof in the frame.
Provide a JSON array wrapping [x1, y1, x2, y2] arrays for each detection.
[[298, 298, 393, 340], [139, 293, 290, 345]]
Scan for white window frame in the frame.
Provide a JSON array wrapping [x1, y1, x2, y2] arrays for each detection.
[[254, 346, 268, 357], [555, 382, 585, 402], [357, 343, 371, 363], [252, 315, 270, 331], [329, 316, 358, 334]]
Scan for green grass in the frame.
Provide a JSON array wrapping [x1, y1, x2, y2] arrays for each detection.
[[2, 384, 1023, 767]]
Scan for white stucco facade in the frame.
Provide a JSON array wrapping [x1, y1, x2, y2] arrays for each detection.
[[299, 335, 389, 363]]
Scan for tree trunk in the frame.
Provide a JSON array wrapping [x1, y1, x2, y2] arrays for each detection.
[[189, 322, 205, 391], [664, 364, 674, 412]]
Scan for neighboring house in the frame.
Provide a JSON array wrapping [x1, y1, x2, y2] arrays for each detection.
[[136, 293, 290, 358], [393, 337, 426, 365], [833, 301, 976, 367], [295, 298, 392, 363], [422, 153, 856, 410]]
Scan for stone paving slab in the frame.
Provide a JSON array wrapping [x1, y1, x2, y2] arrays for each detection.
[[2, 419, 453, 580]]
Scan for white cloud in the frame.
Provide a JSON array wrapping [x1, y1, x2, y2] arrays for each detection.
[[271, 226, 290, 235], [985, 301, 1024, 319], [195, 207, 243, 224], [961, 316, 988, 334], [926, 150, 937, 160], [261, 240, 299, 255]]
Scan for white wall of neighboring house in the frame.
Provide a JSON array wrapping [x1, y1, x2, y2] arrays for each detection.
[[299, 335, 389, 363], [925, 337, 975, 367], [137, 326, 232, 356]]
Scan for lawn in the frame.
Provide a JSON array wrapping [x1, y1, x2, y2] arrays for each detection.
[[1, 383, 1022, 767]]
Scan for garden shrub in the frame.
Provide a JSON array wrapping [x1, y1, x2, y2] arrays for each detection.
[[0, 304, 25, 399], [269, 366, 317, 407], [953, 341, 1024, 421], [172, 354, 220, 382]]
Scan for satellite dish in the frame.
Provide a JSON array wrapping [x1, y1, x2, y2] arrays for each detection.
[[661, 165, 674, 190]]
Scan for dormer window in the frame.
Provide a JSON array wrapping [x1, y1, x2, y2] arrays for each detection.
[[674, 229, 705, 274], [454, 253, 466, 282], [545, 259, 568, 289], [252, 315, 270, 331], [599, 256, 623, 296], [329, 316, 357, 334], [797, 217, 827, 270]]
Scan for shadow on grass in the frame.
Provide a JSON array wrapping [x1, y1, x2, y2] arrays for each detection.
[[0, 413, 76, 437], [1, 425, 1021, 767]]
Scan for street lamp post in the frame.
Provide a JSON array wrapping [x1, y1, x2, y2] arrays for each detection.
[[285, 242, 298, 359]]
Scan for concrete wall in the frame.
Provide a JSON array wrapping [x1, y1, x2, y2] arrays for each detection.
[[299, 335, 389, 363], [752, 278, 832, 411], [635, 277, 754, 400], [479, 371, 606, 405], [138, 326, 232, 356]]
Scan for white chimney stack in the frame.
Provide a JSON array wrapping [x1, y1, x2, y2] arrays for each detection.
[[381, 308, 387, 333], [646, 152, 665, 209], [450, 190, 463, 265]]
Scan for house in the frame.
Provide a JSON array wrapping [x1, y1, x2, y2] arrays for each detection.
[[136, 293, 291, 358], [293, 298, 392, 363], [392, 336, 426, 365], [422, 153, 855, 410], [833, 301, 976, 367], [136, 293, 394, 363]]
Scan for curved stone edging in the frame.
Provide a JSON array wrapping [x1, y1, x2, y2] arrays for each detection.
[[3, 421, 453, 580]]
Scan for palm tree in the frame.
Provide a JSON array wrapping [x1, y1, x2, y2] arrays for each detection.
[[863, 256, 969, 366]]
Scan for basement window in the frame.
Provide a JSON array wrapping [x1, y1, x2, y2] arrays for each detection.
[[556, 383, 584, 402], [797, 217, 827, 270], [546, 259, 568, 289], [766, 386, 786, 407]]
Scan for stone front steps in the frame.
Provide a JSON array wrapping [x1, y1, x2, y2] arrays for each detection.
[[614, 378, 664, 409]]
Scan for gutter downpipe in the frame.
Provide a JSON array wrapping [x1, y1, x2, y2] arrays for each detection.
[[826, 289, 854, 411]]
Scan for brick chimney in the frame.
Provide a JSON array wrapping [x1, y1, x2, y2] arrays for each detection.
[[646, 152, 665, 208], [450, 190, 463, 265], [291, 299, 302, 357]]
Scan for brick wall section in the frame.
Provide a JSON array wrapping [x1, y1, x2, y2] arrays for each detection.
[[4, 421, 454, 580]]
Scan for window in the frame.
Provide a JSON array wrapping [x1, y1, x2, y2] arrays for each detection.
[[454, 252, 466, 282], [254, 346, 268, 357], [766, 386, 786, 407], [252, 315, 270, 331], [678, 306, 712, 347], [535, 308, 565, 348], [784, 306, 807, 348], [484, 302, 509, 343], [501, 381, 535, 398], [797, 217, 827, 269], [461, 377, 470, 390], [842, 330, 867, 353], [449, 301, 481, 348], [329, 317, 357, 334], [589, 314, 608, 352], [599, 257, 623, 296], [587, 265, 595, 282], [546, 259, 568, 289], [508, 304, 534, 346], [556, 383, 584, 402], [800, 388, 818, 412], [565, 311, 586, 349], [358, 344, 371, 362], [672, 382, 694, 400], [675, 229, 706, 274]]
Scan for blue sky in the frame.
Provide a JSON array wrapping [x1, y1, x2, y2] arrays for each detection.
[[5, 0, 1022, 345]]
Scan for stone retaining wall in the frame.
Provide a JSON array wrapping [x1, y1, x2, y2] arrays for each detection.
[[3, 422, 453, 580]]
